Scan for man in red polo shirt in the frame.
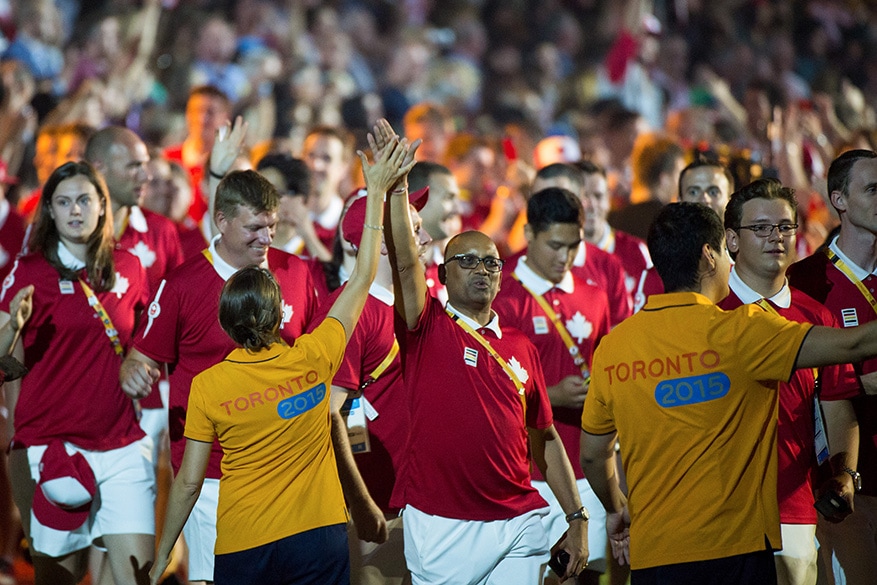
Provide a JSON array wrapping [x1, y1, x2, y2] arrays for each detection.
[[379, 116, 589, 584], [720, 178, 858, 585], [575, 160, 663, 312], [494, 187, 611, 585], [120, 170, 318, 584], [788, 149, 877, 585], [524, 163, 632, 326], [314, 187, 431, 585]]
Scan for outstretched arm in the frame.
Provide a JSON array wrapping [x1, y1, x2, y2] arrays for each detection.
[[376, 120, 428, 330], [796, 322, 877, 370], [327, 132, 415, 339]]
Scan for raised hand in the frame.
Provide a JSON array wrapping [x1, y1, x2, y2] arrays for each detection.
[[210, 115, 249, 177], [358, 137, 417, 197]]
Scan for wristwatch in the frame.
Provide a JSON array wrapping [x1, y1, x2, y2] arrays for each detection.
[[565, 506, 590, 523], [842, 466, 862, 492]]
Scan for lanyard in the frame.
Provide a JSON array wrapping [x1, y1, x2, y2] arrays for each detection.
[[512, 273, 591, 383], [446, 309, 527, 418], [79, 279, 123, 356], [826, 248, 877, 316], [202, 248, 213, 264], [360, 339, 399, 390]]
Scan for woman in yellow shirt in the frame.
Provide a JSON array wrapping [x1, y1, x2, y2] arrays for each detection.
[[150, 132, 417, 585]]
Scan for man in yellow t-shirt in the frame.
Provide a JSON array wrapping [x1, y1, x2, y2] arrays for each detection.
[[580, 202, 877, 585]]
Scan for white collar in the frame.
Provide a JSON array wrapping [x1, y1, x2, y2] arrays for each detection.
[[728, 266, 791, 309], [446, 301, 502, 338], [829, 236, 874, 280], [515, 255, 575, 294], [57, 241, 86, 271], [127, 205, 148, 233], [311, 196, 344, 230], [208, 234, 268, 281], [595, 227, 614, 253], [573, 241, 587, 267], [369, 281, 394, 306]]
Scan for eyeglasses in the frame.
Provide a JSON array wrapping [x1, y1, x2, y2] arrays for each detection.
[[445, 253, 505, 273], [735, 223, 798, 237]]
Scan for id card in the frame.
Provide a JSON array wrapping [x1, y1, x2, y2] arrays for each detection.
[[814, 394, 830, 466], [343, 396, 371, 454]]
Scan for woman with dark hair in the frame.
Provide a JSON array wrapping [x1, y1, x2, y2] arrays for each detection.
[[150, 134, 417, 585], [0, 161, 154, 585]]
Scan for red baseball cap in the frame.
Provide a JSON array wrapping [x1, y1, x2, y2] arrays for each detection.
[[32, 442, 96, 531], [341, 186, 429, 248]]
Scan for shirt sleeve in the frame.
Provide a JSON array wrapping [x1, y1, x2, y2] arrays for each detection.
[[184, 375, 217, 443], [134, 277, 181, 364], [581, 344, 617, 435]]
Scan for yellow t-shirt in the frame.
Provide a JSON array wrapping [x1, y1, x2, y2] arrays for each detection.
[[186, 318, 349, 554], [582, 292, 813, 569]]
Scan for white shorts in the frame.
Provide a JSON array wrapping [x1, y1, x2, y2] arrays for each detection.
[[22, 438, 156, 557], [183, 477, 219, 582], [533, 478, 608, 575], [775, 524, 817, 585], [402, 504, 549, 585]]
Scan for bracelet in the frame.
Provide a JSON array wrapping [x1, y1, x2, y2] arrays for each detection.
[[390, 187, 407, 195], [363, 224, 383, 231], [209, 168, 225, 180], [565, 506, 589, 523]]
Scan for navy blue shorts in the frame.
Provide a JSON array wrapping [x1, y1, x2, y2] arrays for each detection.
[[214, 523, 349, 585], [631, 547, 776, 585]]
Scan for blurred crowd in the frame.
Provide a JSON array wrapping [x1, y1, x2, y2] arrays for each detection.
[[0, 0, 871, 242]]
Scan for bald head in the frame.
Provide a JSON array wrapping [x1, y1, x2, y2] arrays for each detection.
[[85, 126, 149, 208], [445, 230, 499, 261], [86, 126, 143, 164]]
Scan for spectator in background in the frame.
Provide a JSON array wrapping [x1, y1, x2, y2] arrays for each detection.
[[576, 160, 662, 313], [608, 133, 685, 240], [257, 152, 330, 261], [403, 102, 455, 164], [302, 125, 354, 251], [164, 85, 232, 224], [1, 0, 64, 97], [190, 16, 249, 105]]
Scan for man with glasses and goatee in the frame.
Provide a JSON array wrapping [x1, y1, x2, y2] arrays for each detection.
[[376, 117, 589, 585]]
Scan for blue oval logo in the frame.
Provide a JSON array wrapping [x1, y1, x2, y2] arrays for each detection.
[[654, 373, 730, 408], [277, 383, 327, 419]]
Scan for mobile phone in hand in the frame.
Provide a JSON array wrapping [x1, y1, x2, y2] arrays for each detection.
[[548, 548, 570, 577], [814, 491, 851, 519]]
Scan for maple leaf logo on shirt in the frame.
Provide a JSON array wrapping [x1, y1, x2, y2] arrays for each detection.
[[566, 311, 593, 343], [128, 241, 156, 268], [111, 272, 129, 298], [508, 356, 529, 386], [279, 301, 293, 329]]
